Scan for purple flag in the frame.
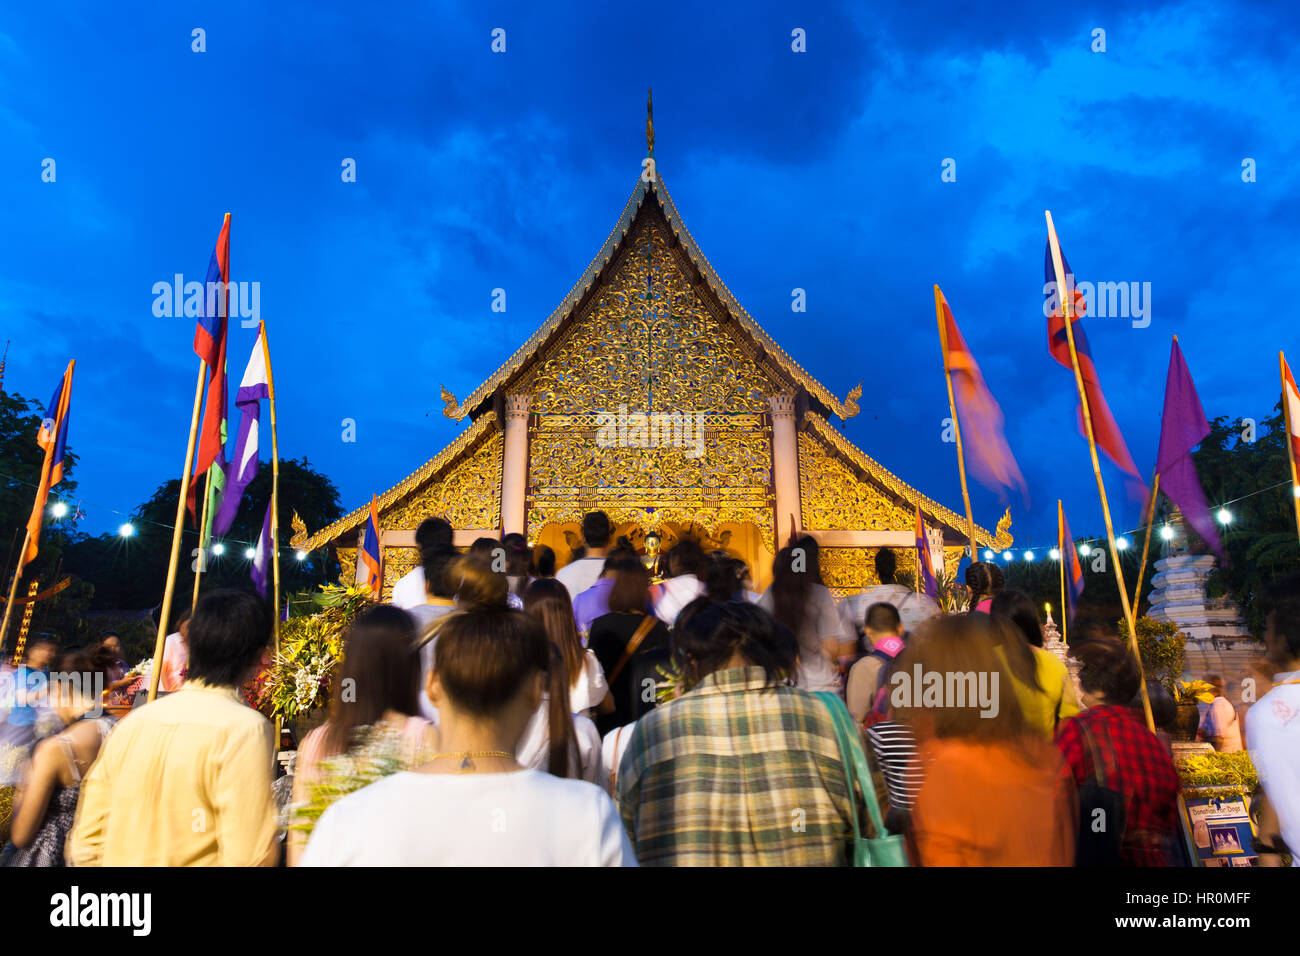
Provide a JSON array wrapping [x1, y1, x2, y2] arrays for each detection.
[[213, 330, 270, 536], [251, 499, 273, 598], [1155, 339, 1223, 557]]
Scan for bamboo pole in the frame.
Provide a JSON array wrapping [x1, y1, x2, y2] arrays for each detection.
[[1131, 471, 1161, 616], [1281, 351, 1300, 546], [934, 286, 979, 559], [148, 359, 208, 702], [190, 467, 212, 610], [261, 322, 283, 755], [1058, 500, 1068, 645], [1045, 211, 1154, 732], [0, 527, 33, 657]]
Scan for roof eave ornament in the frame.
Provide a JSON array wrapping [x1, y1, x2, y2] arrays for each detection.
[[440, 384, 461, 419], [841, 382, 861, 420], [646, 86, 655, 157]]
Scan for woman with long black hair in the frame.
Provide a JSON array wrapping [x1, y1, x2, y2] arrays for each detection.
[[758, 535, 856, 692]]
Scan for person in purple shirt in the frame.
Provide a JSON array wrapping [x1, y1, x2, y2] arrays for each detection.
[[572, 545, 643, 636]]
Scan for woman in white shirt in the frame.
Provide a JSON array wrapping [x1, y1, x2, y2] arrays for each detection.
[[758, 536, 857, 693], [300, 606, 635, 867], [524, 579, 613, 719]]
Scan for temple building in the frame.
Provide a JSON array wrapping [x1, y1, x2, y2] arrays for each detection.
[[297, 103, 1013, 595]]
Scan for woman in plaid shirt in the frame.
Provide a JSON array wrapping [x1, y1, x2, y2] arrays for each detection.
[[615, 599, 856, 866], [1055, 623, 1182, 866]]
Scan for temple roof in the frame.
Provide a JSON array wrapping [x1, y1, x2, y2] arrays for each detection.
[[298, 414, 496, 551], [440, 175, 857, 422]]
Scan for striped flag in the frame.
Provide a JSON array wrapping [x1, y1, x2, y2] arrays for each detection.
[[1058, 500, 1084, 625], [250, 499, 273, 599], [1044, 220, 1143, 486], [1282, 354, 1300, 474], [360, 496, 383, 599], [935, 285, 1026, 501], [189, 214, 231, 521], [915, 506, 939, 599], [22, 361, 74, 569], [213, 327, 270, 536]]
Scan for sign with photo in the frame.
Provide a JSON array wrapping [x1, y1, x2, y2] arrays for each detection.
[[1177, 792, 1259, 867]]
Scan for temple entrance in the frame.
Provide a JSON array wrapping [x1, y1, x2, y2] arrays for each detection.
[[531, 519, 774, 593]]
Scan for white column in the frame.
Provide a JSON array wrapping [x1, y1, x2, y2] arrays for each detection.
[[501, 392, 531, 536], [770, 392, 801, 539]]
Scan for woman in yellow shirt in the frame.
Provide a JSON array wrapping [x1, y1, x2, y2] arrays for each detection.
[[990, 590, 1080, 739]]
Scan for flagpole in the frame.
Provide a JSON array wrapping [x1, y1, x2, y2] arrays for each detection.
[[190, 468, 212, 610], [934, 286, 979, 559], [1281, 351, 1300, 545], [1057, 500, 1068, 645], [1045, 210, 1154, 732], [262, 322, 281, 653], [1131, 470, 1161, 615], [262, 322, 282, 756], [148, 359, 207, 702], [0, 528, 33, 656]]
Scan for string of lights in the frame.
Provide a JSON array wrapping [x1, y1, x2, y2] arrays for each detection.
[[0, 469, 311, 562], [977, 478, 1299, 563]]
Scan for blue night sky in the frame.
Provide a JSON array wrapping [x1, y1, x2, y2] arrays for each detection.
[[1, 1, 1295, 551]]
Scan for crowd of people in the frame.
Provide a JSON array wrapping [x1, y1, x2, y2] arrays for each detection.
[[0, 508, 1297, 867]]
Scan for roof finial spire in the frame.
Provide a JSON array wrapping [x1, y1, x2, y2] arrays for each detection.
[[646, 87, 655, 156]]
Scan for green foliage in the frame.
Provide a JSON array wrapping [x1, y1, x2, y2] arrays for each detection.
[[1176, 751, 1258, 797], [1191, 407, 1300, 635], [60, 456, 343, 614], [259, 583, 372, 720], [1121, 615, 1185, 695]]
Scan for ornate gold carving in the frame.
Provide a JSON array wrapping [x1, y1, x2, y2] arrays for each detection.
[[380, 547, 419, 602], [527, 412, 774, 551], [820, 548, 880, 594], [799, 431, 913, 533], [385, 432, 503, 531], [450, 176, 853, 421], [289, 511, 308, 549], [995, 508, 1013, 544], [646, 87, 655, 156], [440, 385, 459, 418], [337, 547, 357, 584], [842, 382, 862, 420], [526, 218, 775, 416], [802, 413, 1010, 549]]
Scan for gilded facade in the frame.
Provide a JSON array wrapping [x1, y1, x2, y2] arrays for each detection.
[[300, 162, 1011, 595]]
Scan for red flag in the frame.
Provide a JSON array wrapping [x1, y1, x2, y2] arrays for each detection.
[[22, 361, 74, 569], [935, 286, 1027, 502], [188, 215, 231, 520], [1044, 216, 1143, 488]]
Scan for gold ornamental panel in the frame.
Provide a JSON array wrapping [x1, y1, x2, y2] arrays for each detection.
[[336, 547, 357, 585], [380, 546, 419, 601], [526, 218, 776, 415], [799, 431, 912, 532], [384, 432, 503, 531], [527, 413, 774, 551]]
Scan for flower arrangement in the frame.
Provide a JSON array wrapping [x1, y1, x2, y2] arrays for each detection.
[[1176, 751, 1258, 798], [256, 584, 372, 720], [1175, 679, 1217, 705]]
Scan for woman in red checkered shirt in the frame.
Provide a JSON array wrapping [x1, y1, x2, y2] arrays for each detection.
[[1056, 623, 1182, 866]]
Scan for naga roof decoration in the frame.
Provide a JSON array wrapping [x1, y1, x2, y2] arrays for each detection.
[[440, 175, 854, 423], [803, 413, 1012, 550]]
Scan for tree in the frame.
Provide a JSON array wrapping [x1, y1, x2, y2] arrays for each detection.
[[0, 391, 84, 646], [57, 457, 344, 616], [1189, 404, 1299, 633]]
